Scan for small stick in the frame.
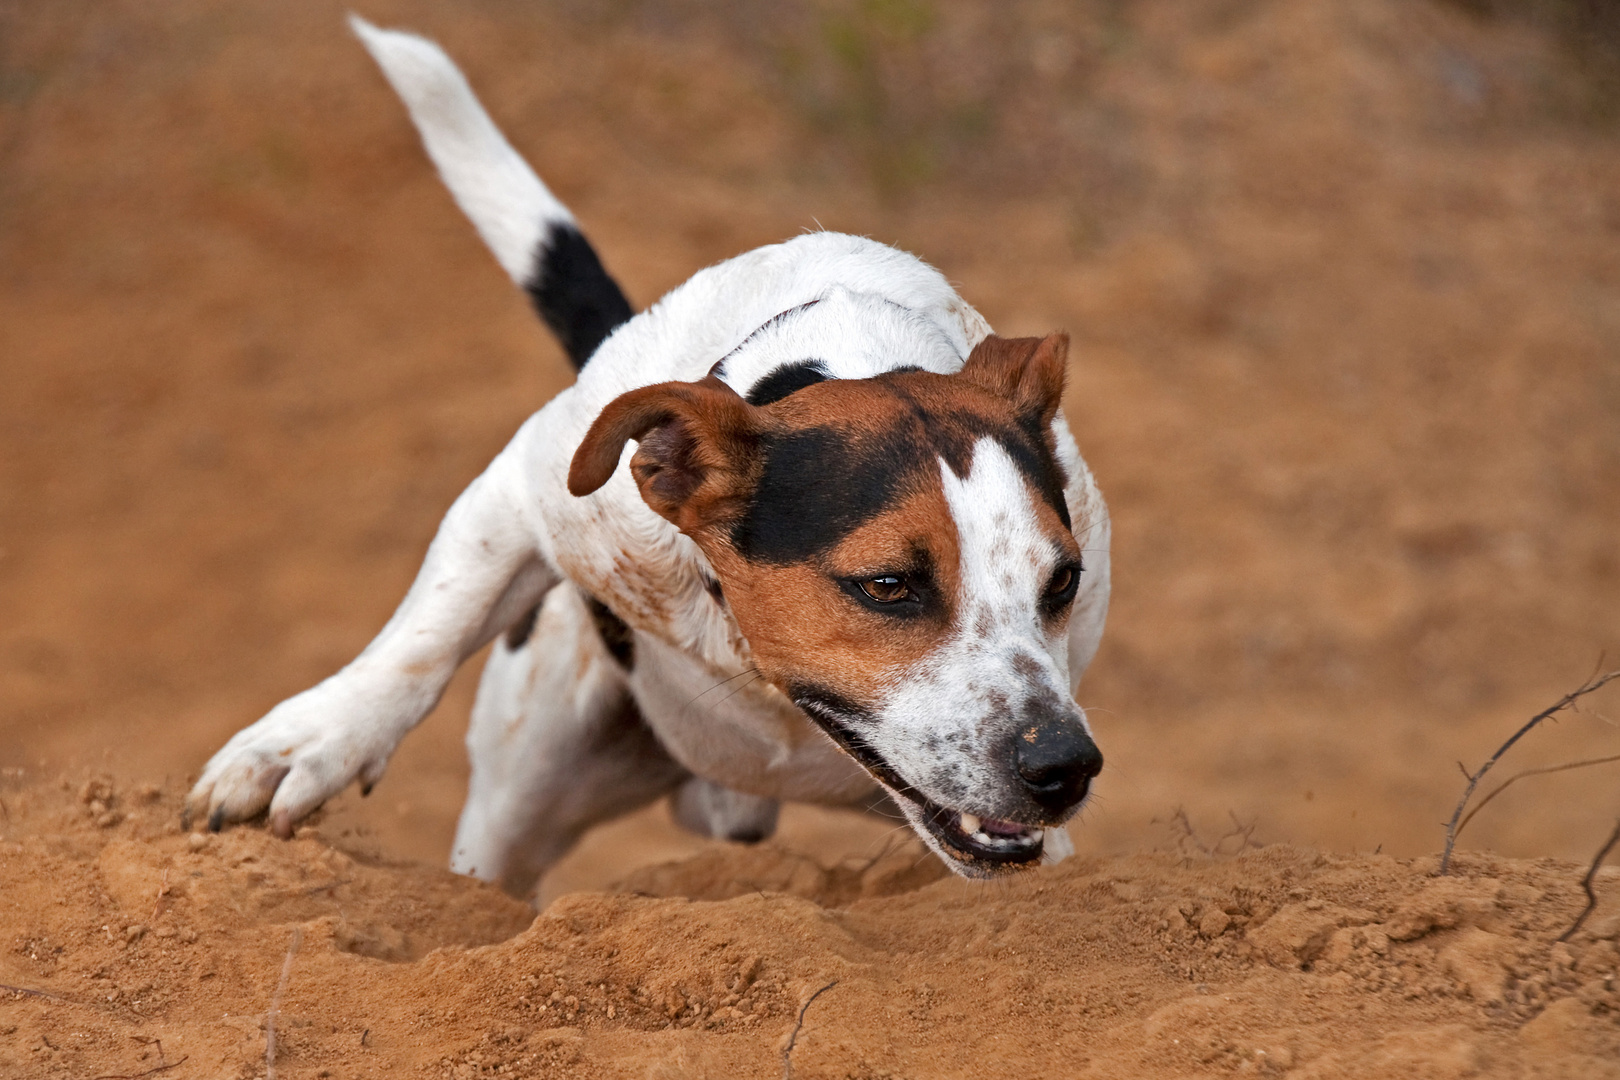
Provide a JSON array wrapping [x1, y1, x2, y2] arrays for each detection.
[[0, 981, 122, 1014], [781, 979, 837, 1080], [1456, 753, 1620, 838], [134, 1034, 167, 1065], [0, 981, 70, 1002], [265, 925, 304, 1080], [1439, 668, 1620, 875], [149, 869, 170, 923], [92, 1056, 188, 1080], [1168, 807, 1211, 857], [1558, 818, 1620, 943], [1215, 810, 1261, 855]]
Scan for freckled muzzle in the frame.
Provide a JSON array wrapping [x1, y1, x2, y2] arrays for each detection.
[[796, 693, 1102, 875], [913, 722, 1101, 870]]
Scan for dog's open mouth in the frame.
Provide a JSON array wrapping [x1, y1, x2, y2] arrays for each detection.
[[917, 800, 1046, 865], [795, 696, 1047, 871]]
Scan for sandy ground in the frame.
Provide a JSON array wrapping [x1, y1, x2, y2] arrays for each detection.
[[3, 781, 1619, 1078], [3, 0, 1620, 1075]]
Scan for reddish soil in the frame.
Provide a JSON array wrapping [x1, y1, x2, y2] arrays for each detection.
[[2, 1, 1619, 1076]]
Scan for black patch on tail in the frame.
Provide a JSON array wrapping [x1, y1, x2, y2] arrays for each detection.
[[525, 222, 634, 370]]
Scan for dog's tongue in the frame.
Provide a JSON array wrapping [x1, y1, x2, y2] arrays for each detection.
[[981, 816, 1030, 837]]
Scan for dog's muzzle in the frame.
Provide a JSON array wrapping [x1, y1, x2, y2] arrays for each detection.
[[796, 691, 1102, 875]]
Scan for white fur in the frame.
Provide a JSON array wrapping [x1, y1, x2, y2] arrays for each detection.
[[186, 23, 1110, 892], [350, 16, 572, 284], [452, 581, 684, 895]]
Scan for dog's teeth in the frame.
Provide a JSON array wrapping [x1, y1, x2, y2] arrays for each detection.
[[1028, 829, 1043, 842], [958, 812, 981, 834]]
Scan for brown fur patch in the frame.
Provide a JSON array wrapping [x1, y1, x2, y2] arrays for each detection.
[[706, 483, 966, 706], [569, 375, 773, 536], [958, 333, 1069, 432]]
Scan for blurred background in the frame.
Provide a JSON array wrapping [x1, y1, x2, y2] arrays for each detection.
[[2, 0, 1618, 895]]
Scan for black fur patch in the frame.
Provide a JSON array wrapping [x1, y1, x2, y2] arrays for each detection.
[[524, 222, 634, 370], [731, 425, 906, 565], [730, 393, 1070, 565], [745, 360, 831, 406], [586, 596, 635, 669]]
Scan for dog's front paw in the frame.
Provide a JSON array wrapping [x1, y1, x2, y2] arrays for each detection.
[[184, 689, 394, 838]]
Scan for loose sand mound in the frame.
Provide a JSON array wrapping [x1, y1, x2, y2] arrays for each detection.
[[2, 778, 1618, 1079]]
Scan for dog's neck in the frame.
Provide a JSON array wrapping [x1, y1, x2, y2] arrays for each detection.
[[711, 287, 971, 399]]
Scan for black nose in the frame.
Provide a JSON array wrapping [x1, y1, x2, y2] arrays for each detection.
[[1016, 724, 1103, 814]]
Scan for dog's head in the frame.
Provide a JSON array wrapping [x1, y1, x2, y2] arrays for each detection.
[[568, 334, 1101, 877]]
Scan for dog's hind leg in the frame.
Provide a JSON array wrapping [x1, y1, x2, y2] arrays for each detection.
[[350, 16, 632, 370], [453, 582, 687, 899], [185, 442, 556, 836]]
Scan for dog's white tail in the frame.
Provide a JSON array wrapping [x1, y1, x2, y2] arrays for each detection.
[[350, 15, 632, 369]]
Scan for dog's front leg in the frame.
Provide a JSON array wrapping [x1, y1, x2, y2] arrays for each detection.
[[185, 448, 556, 837]]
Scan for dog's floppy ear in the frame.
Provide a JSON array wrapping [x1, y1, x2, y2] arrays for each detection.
[[569, 376, 767, 532], [958, 332, 1069, 429]]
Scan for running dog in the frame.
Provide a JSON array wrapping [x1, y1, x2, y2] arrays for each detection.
[[185, 18, 1112, 898]]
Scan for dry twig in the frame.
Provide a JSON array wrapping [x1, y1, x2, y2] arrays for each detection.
[[1, 981, 68, 1001], [1558, 818, 1620, 943], [1162, 807, 1261, 859], [148, 869, 170, 924], [1167, 807, 1211, 858], [1439, 668, 1620, 876], [1216, 811, 1263, 854], [92, 1056, 187, 1080], [1456, 752, 1620, 839], [265, 925, 303, 1080], [781, 979, 837, 1080]]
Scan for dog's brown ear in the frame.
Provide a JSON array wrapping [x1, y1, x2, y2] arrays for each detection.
[[569, 376, 767, 532], [959, 333, 1069, 430]]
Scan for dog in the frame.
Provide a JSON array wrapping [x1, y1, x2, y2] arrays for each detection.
[[184, 18, 1112, 898]]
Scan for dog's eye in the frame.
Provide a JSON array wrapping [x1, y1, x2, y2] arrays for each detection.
[[1043, 563, 1081, 611], [858, 576, 912, 604]]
